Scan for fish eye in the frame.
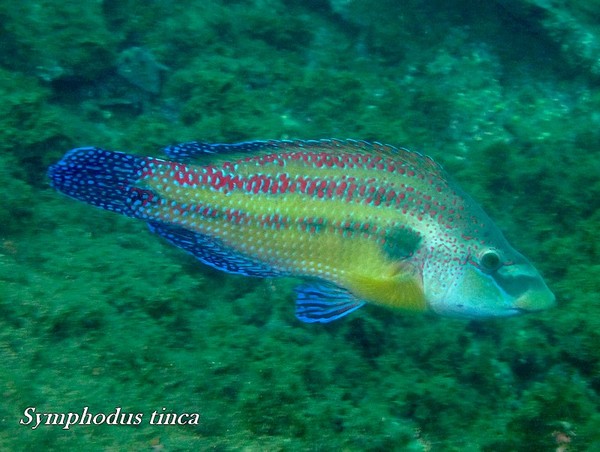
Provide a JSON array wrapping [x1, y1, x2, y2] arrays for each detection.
[[479, 249, 502, 272]]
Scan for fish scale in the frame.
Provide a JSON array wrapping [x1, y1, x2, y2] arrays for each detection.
[[138, 153, 445, 231], [132, 143, 480, 309], [48, 139, 555, 322], [137, 161, 424, 260]]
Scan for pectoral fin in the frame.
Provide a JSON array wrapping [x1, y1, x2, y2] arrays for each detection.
[[295, 282, 365, 323], [347, 267, 426, 311]]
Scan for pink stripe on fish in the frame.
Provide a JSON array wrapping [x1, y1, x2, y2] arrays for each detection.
[[139, 155, 450, 227]]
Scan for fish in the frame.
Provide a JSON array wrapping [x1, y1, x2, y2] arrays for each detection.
[[48, 139, 555, 322]]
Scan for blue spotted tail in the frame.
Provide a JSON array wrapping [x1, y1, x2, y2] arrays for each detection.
[[48, 147, 145, 217]]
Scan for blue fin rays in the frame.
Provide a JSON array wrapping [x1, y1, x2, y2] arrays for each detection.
[[295, 282, 365, 323]]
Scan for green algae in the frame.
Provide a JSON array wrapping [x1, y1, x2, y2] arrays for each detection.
[[0, 1, 116, 81], [0, 0, 599, 450]]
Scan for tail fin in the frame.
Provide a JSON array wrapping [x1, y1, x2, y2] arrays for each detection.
[[48, 147, 145, 217]]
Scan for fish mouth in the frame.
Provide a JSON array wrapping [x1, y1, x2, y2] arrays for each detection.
[[504, 307, 537, 316], [513, 288, 556, 314], [494, 304, 549, 317]]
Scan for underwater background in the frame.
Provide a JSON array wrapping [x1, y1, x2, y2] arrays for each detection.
[[0, 0, 599, 450]]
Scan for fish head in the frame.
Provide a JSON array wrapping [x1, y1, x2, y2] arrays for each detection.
[[426, 245, 555, 318], [421, 211, 555, 319]]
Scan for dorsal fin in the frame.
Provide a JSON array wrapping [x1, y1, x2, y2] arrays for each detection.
[[160, 139, 446, 181]]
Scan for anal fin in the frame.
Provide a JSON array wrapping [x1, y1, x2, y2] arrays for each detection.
[[147, 222, 282, 277]]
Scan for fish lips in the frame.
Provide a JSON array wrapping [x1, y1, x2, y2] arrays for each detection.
[[433, 263, 555, 319]]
